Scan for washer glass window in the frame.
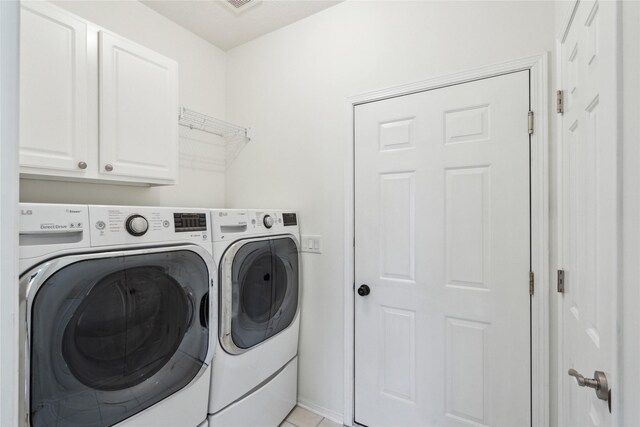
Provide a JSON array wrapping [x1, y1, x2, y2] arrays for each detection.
[[228, 237, 299, 350], [28, 250, 210, 427]]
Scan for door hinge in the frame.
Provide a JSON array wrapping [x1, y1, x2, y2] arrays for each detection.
[[528, 111, 534, 135], [557, 269, 565, 293], [557, 90, 564, 114], [529, 271, 535, 296]]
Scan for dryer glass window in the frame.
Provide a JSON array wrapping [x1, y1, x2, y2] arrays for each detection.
[[229, 237, 299, 350], [28, 250, 210, 427]]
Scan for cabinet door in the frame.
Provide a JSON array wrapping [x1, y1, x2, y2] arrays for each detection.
[[19, 2, 89, 174], [99, 31, 178, 183]]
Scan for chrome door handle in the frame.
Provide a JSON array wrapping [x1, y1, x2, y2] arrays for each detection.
[[568, 369, 611, 406]]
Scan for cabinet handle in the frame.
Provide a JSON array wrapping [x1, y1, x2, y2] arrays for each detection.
[[77, 161, 87, 170], [104, 164, 114, 172]]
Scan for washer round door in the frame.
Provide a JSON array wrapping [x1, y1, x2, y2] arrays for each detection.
[[220, 236, 299, 354], [22, 247, 214, 427]]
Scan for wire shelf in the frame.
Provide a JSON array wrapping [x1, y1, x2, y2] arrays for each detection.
[[178, 107, 251, 170], [178, 107, 250, 140]]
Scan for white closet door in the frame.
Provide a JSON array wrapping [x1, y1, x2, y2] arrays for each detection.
[[559, 1, 618, 425], [99, 31, 178, 183], [354, 71, 530, 426], [19, 1, 89, 174]]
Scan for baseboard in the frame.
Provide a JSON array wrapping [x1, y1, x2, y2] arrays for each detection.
[[296, 398, 344, 425]]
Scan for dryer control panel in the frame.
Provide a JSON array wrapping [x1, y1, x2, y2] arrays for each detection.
[[210, 209, 299, 242], [90, 206, 211, 247]]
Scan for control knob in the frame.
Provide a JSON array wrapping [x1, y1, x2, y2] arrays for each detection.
[[125, 214, 148, 236], [263, 215, 274, 229]]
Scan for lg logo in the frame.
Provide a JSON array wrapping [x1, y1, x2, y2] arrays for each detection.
[[20, 210, 33, 216]]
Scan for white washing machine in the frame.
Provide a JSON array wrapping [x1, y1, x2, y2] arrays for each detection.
[[19, 203, 215, 427], [208, 210, 300, 427]]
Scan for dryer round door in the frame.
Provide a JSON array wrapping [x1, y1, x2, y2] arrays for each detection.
[[22, 246, 214, 427], [219, 236, 299, 354]]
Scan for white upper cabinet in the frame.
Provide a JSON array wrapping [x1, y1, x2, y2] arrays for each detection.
[[19, 2, 89, 175], [19, 2, 179, 185], [98, 32, 178, 182]]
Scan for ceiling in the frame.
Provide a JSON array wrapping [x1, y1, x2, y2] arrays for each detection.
[[141, 0, 343, 51]]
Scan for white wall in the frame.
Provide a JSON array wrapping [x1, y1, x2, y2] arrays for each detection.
[[225, 1, 556, 421], [19, 0, 227, 208], [622, 1, 640, 425], [0, 1, 20, 425]]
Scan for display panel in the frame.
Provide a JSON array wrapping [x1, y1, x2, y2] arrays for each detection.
[[282, 213, 297, 226], [174, 213, 207, 232]]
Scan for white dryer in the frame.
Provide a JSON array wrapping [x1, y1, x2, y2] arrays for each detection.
[[208, 210, 300, 427], [19, 203, 215, 427]]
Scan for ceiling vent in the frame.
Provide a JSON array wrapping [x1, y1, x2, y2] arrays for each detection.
[[222, 0, 262, 14]]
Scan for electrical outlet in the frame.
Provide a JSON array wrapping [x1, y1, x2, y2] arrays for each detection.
[[300, 235, 322, 254]]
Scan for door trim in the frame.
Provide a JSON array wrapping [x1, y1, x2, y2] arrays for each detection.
[[621, 2, 640, 425], [555, 4, 578, 426], [0, 1, 20, 426], [343, 53, 549, 427]]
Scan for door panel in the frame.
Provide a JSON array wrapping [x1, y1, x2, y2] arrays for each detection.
[[559, 1, 618, 425], [355, 71, 530, 426], [19, 2, 89, 173], [99, 31, 178, 182], [379, 172, 415, 280]]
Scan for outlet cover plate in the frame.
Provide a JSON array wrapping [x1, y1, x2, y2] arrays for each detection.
[[300, 235, 322, 254]]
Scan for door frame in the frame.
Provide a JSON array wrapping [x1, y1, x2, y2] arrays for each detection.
[[621, 2, 640, 425], [0, 1, 20, 426], [343, 53, 550, 427]]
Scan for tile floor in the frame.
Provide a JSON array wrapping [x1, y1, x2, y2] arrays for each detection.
[[280, 406, 343, 427]]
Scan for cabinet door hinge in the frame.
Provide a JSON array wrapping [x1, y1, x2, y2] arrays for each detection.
[[529, 271, 535, 296], [528, 111, 534, 135], [557, 270, 565, 293], [557, 90, 564, 114]]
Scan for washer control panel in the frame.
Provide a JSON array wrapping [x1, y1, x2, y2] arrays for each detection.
[[90, 206, 211, 247], [282, 213, 297, 226], [125, 215, 149, 236], [19, 203, 91, 264], [174, 213, 207, 232]]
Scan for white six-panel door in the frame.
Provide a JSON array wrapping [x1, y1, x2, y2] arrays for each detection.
[[354, 71, 530, 426], [559, 1, 617, 425]]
